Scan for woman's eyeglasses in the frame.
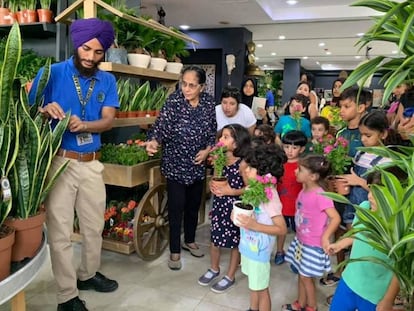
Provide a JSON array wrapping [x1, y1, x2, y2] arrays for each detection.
[[180, 81, 200, 90]]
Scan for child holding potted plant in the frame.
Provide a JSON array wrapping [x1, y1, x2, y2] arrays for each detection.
[[233, 143, 287, 311], [283, 154, 341, 311], [198, 124, 250, 293]]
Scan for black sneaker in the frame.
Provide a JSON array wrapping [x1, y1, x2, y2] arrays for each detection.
[[57, 297, 88, 311], [77, 272, 118, 292]]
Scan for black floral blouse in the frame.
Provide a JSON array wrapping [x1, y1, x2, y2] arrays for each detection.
[[148, 89, 217, 185]]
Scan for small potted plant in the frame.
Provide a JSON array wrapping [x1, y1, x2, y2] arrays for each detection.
[[37, 0, 54, 23], [312, 134, 352, 194], [232, 173, 278, 227], [209, 141, 227, 182]]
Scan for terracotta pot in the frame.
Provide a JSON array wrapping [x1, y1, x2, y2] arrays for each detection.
[[37, 8, 53, 23], [136, 110, 147, 117], [0, 7, 12, 25], [15, 10, 25, 23], [0, 225, 15, 281], [127, 111, 137, 118], [327, 176, 350, 195], [5, 211, 46, 262], [117, 111, 128, 118], [24, 9, 38, 23]]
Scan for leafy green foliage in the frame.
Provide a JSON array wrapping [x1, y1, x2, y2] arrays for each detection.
[[324, 139, 414, 304], [209, 142, 227, 178], [342, 0, 414, 105]]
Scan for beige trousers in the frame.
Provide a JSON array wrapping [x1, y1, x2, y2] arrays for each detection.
[[45, 156, 106, 303]]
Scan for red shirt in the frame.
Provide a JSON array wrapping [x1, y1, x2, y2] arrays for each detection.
[[277, 161, 302, 216]]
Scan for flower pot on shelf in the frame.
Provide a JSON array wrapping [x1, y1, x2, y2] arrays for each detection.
[[0, 7, 12, 25], [127, 53, 151, 68], [232, 201, 254, 227], [327, 176, 350, 195], [106, 47, 128, 64], [0, 225, 15, 281], [23, 9, 38, 23], [4, 211, 46, 262], [37, 8, 53, 23], [165, 62, 183, 74], [149, 57, 167, 71]]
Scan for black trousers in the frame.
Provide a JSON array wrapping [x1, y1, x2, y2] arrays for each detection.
[[167, 178, 204, 253]]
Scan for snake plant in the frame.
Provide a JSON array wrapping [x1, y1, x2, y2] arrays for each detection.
[[0, 23, 70, 221], [342, 0, 414, 106]]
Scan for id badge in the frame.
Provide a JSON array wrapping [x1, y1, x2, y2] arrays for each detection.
[[76, 133, 93, 146]]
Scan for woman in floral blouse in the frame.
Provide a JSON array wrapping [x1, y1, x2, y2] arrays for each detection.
[[146, 65, 217, 270]]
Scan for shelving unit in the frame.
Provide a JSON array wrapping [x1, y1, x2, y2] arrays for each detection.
[[0, 22, 56, 39]]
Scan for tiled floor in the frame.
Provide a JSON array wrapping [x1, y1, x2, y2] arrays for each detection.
[[0, 203, 336, 311]]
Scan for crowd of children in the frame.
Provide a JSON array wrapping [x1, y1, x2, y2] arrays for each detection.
[[192, 80, 408, 311]]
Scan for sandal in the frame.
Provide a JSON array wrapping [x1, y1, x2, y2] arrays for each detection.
[[319, 273, 340, 286], [281, 300, 304, 311], [182, 242, 204, 258]]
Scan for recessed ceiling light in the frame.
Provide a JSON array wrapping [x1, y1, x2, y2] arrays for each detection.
[[316, 61, 320, 65], [355, 55, 361, 59], [264, 64, 268, 67], [255, 56, 259, 60], [271, 52, 277, 56], [257, 44, 263, 48], [179, 25, 190, 30], [326, 51, 332, 55], [392, 50, 398, 54], [356, 32, 364, 37], [286, 0, 298, 5], [278, 35, 286, 40], [318, 42, 325, 47], [302, 56, 308, 59]]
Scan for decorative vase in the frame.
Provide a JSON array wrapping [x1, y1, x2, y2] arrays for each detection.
[[0, 224, 15, 281], [127, 53, 151, 68], [232, 200, 254, 227], [37, 8, 53, 23], [327, 176, 350, 195], [106, 47, 128, 64], [149, 57, 167, 71], [5, 211, 46, 262], [165, 62, 183, 74]]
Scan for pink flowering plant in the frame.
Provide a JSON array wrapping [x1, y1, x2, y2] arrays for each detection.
[[209, 141, 227, 177], [241, 173, 278, 208], [312, 134, 352, 175]]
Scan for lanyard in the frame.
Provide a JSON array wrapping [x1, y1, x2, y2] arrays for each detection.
[[72, 75, 96, 121]]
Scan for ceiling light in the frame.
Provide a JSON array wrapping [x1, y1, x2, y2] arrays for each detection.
[[392, 50, 398, 54], [271, 52, 277, 56], [302, 56, 308, 59], [355, 55, 361, 59], [257, 44, 263, 48], [278, 35, 286, 40], [318, 42, 325, 47], [179, 25, 190, 30], [255, 56, 259, 60], [316, 61, 320, 65], [263, 64, 268, 67], [286, 0, 298, 5], [356, 32, 364, 37], [326, 51, 332, 55]]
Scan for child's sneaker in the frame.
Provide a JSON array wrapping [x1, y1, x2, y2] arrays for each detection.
[[274, 251, 285, 265], [211, 276, 235, 293], [198, 269, 220, 286]]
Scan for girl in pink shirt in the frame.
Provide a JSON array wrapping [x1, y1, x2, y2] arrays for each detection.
[[282, 154, 341, 311]]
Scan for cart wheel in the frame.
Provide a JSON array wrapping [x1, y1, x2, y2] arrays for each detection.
[[133, 183, 169, 260]]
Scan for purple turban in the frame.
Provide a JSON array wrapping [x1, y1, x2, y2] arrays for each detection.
[[70, 18, 115, 51]]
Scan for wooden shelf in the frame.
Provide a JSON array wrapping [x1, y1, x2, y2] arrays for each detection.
[[113, 116, 157, 127], [99, 62, 180, 82], [0, 22, 56, 39]]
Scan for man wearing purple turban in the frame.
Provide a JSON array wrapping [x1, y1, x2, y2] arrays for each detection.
[[29, 18, 119, 311]]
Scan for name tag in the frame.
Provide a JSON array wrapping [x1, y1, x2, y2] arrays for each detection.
[[76, 133, 93, 146]]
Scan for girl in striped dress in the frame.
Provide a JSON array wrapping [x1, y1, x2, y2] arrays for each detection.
[[282, 154, 341, 311]]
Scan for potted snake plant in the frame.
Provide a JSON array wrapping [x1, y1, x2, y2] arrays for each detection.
[[1, 23, 70, 262]]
